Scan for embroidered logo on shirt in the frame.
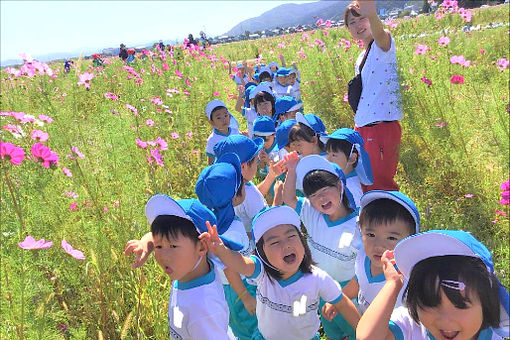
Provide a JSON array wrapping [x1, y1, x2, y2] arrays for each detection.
[[293, 295, 308, 317], [307, 236, 357, 262], [257, 291, 318, 314], [173, 306, 184, 329]]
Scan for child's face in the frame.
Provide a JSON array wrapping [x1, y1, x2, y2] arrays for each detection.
[[270, 65, 278, 72], [262, 224, 304, 280], [361, 219, 412, 271], [256, 100, 273, 117], [262, 134, 275, 149], [210, 107, 231, 132], [326, 149, 351, 174], [347, 13, 372, 41], [418, 288, 483, 340], [276, 76, 288, 86], [290, 138, 316, 157], [308, 184, 343, 216], [153, 232, 204, 282], [288, 73, 297, 85], [241, 156, 259, 182], [281, 110, 298, 121]]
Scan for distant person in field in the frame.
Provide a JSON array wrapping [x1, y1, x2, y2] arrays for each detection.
[[92, 53, 103, 67], [119, 43, 128, 62], [126, 49, 135, 63], [344, 0, 402, 192], [64, 59, 73, 73]]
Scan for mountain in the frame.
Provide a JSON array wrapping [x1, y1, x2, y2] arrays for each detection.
[[224, 0, 422, 36]]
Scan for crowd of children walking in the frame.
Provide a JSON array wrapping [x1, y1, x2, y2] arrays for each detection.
[[124, 1, 509, 339]]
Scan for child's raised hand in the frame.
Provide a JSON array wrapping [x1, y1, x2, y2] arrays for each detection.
[[283, 151, 300, 171], [124, 238, 153, 269], [240, 130, 250, 137], [321, 302, 338, 321], [199, 221, 224, 254], [381, 250, 403, 285], [269, 160, 285, 178]]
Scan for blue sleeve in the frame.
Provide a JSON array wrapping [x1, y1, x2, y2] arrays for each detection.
[[247, 255, 262, 279], [389, 321, 404, 340], [295, 197, 305, 216]]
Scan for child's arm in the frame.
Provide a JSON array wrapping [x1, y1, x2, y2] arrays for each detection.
[[356, 250, 400, 340], [199, 222, 255, 277], [356, 0, 391, 51], [279, 53, 286, 67], [124, 232, 154, 268], [256, 161, 282, 196], [332, 295, 361, 330], [282, 152, 300, 209], [342, 276, 360, 299], [272, 179, 284, 206], [224, 269, 256, 315], [234, 86, 245, 114]]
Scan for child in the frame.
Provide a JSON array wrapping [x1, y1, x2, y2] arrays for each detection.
[[195, 153, 260, 340], [273, 67, 292, 98], [340, 191, 419, 315], [275, 118, 297, 160], [200, 205, 361, 340], [274, 96, 303, 124], [268, 61, 279, 74], [232, 62, 250, 86], [249, 83, 276, 118], [357, 229, 509, 340], [288, 113, 327, 157], [205, 99, 240, 164], [234, 82, 258, 137], [126, 49, 135, 63], [258, 66, 273, 83], [288, 67, 302, 102], [125, 194, 242, 339], [283, 154, 360, 340], [212, 134, 267, 234], [321, 128, 373, 207], [252, 116, 278, 178]]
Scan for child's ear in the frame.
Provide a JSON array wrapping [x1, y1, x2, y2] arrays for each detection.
[[198, 239, 208, 255], [348, 152, 358, 165], [208, 119, 214, 127]]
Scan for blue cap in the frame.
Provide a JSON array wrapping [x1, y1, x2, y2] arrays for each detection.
[[359, 190, 420, 233], [275, 96, 303, 118], [394, 230, 509, 337], [144, 194, 242, 251], [295, 112, 327, 136], [275, 119, 297, 150], [259, 66, 273, 78], [213, 134, 264, 164], [276, 67, 292, 77], [244, 84, 257, 106], [253, 116, 276, 136], [268, 62, 279, 70], [236, 62, 244, 68], [253, 73, 260, 82], [321, 128, 374, 185]]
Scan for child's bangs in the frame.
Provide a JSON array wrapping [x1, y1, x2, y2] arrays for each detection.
[[288, 123, 315, 143], [151, 215, 199, 243], [302, 170, 340, 197]]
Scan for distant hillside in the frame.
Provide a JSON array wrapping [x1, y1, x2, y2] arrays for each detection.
[[225, 0, 422, 36]]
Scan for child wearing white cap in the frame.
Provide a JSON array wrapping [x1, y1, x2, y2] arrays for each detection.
[[283, 154, 361, 340], [200, 206, 361, 340], [288, 113, 328, 157], [357, 229, 509, 340], [205, 99, 240, 165]]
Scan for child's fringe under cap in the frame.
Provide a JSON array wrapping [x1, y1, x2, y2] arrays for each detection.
[[295, 112, 327, 136], [144, 194, 243, 251], [394, 229, 509, 337], [213, 134, 264, 164], [205, 99, 239, 129], [359, 190, 419, 232], [251, 206, 301, 244]]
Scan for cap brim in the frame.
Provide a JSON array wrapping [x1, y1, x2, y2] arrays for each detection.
[[254, 131, 275, 137], [295, 112, 312, 130], [251, 137, 265, 160], [252, 206, 301, 243], [289, 102, 303, 112], [295, 155, 338, 192], [145, 194, 190, 225]]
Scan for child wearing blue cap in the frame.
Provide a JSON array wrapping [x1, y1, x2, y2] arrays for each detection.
[[274, 96, 303, 124], [231, 61, 251, 86], [124, 194, 243, 340], [321, 128, 374, 207], [334, 191, 419, 318], [357, 229, 509, 340], [195, 153, 261, 340], [252, 116, 278, 176], [283, 154, 361, 340], [273, 67, 292, 98], [288, 112, 327, 157], [205, 99, 240, 165], [234, 82, 258, 137], [200, 205, 361, 340]]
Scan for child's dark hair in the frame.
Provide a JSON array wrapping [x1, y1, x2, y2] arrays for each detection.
[[259, 72, 272, 82], [210, 106, 226, 120], [288, 123, 325, 151], [254, 92, 275, 116], [255, 225, 314, 281], [303, 170, 353, 211], [235, 176, 245, 197], [151, 215, 199, 243], [405, 255, 500, 329], [326, 139, 359, 168], [358, 199, 415, 236], [344, 2, 361, 27]]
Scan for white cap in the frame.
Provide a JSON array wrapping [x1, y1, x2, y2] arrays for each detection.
[[252, 206, 301, 243], [295, 155, 340, 192], [145, 194, 190, 225]]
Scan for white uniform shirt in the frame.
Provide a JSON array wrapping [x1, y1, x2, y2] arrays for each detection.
[[234, 182, 267, 232], [272, 81, 292, 98], [296, 198, 362, 283], [345, 172, 363, 208], [389, 307, 503, 340], [205, 128, 239, 158], [354, 36, 403, 128], [248, 256, 344, 340], [243, 106, 258, 138], [168, 262, 234, 340], [355, 248, 406, 314]]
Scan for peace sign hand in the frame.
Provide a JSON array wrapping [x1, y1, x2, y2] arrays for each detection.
[[199, 221, 224, 255]]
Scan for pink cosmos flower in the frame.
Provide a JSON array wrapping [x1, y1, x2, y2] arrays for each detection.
[[77, 72, 94, 89], [64, 191, 78, 198], [175, 69, 183, 79], [149, 148, 164, 166], [103, 206, 108, 211], [384, 18, 397, 29], [30, 129, 49, 142], [450, 75, 464, 84], [457, 8, 472, 22], [414, 44, 430, 55], [146, 119, 155, 127], [125, 104, 138, 115], [62, 168, 72, 177], [162, 63, 169, 71], [213, 92, 220, 96], [171, 132, 179, 139], [150, 97, 163, 105], [136, 138, 147, 149], [441, 0, 458, 8], [421, 77, 432, 87], [450, 55, 470, 67], [464, 193, 474, 198], [38, 115, 53, 123], [69, 202, 78, 211], [479, 49, 485, 55], [495, 210, 507, 217], [71, 146, 85, 159], [501, 181, 510, 192], [497, 58, 509, 71], [437, 36, 450, 46], [31, 143, 59, 168], [191, 149, 200, 155], [0, 142, 25, 165], [3, 124, 22, 135], [186, 131, 193, 138], [343, 93, 349, 102], [61, 239, 85, 260], [155, 137, 168, 151], [18, 235, 53, 250], [104, 92, 118, 101]]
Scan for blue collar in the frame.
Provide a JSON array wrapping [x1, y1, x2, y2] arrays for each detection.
[[427, 328, 493, 340], [322, 208, 359, 228], [175, 261, 215, 290], [214, 127, 231, 137], [265, 140, 277, 154], [277, 270, 303, 287], [345, 170, 357, 179], [364, 255, 386, 283]]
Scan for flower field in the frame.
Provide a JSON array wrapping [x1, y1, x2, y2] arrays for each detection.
[[1, 4, 508, 339]]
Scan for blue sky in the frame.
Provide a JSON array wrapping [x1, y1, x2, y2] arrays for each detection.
[[1, 1, 313, 63]]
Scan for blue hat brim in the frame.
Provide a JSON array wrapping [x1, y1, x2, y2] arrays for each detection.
[[220, 235, 243, 252]]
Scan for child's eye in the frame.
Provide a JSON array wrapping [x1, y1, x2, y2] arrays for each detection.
[[155, 245, 162, 249], [388, 236, 399, 241], [288, 234, 297, 239], [170, 245, 178, 248], [366, 233, 375, 238], [270, 241, 280, 246]]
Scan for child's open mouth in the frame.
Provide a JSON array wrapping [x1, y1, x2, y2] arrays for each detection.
[[321, 201, 332, 210], [357, 28, 366, 35], [439, 330, 460, 340], [283, 253, 296, 264]]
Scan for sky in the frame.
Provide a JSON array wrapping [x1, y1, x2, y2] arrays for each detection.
[[1, 0, 314, 64]]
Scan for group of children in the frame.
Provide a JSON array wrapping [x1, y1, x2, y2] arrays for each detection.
[[124, 1, 509, 339]]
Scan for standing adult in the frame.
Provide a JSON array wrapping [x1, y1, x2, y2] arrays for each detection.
[[344, 0, 402, 192], [119, 43, 128, 62]]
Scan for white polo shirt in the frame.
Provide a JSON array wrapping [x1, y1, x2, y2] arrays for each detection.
[[168, 261, 235, 340], [205, 128, 239, 158], [354, 36, 403, 128], [242, 106, 258, 138], [247, 256, 344, 340], [296, 197, 362, 283], [234, 182, 267, 233], [273, 82, 292, 98]]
